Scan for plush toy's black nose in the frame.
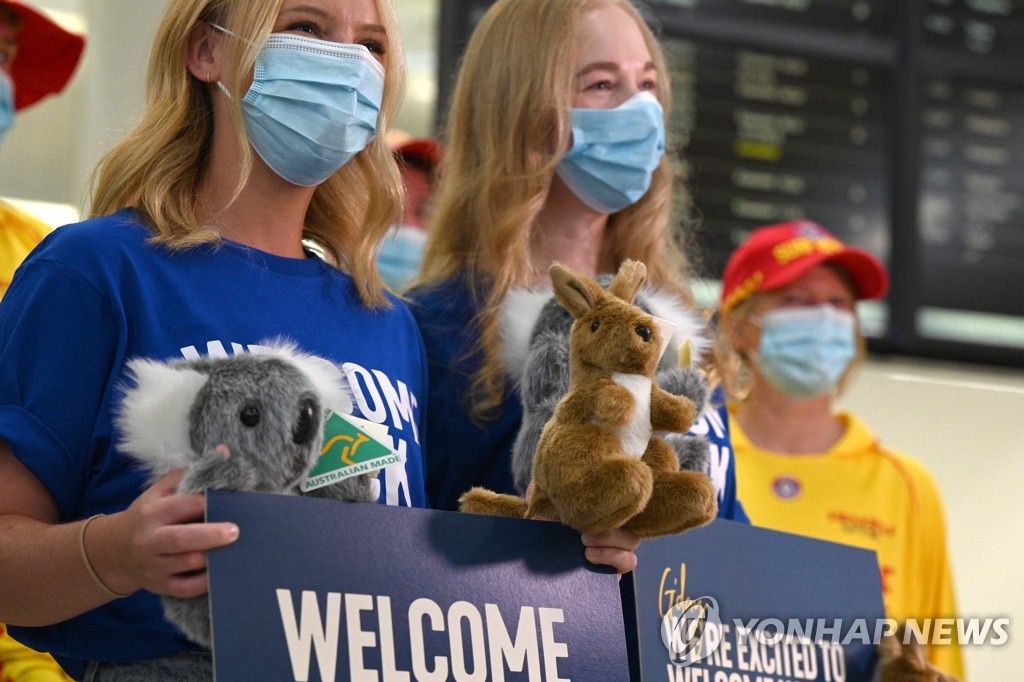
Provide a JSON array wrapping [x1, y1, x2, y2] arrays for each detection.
[[635, 325, 652, 342], [292, 398, 319, 445]]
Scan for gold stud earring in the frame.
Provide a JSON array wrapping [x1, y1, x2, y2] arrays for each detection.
[[206, 72, 212, 83]]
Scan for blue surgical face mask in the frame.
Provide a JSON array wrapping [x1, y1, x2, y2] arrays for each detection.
[[0, 69, 15, 146], [212, 25, 384, 187], [376, 224, 426, 290], [555, 91, 665, 214], [753, 305, 857, 399]]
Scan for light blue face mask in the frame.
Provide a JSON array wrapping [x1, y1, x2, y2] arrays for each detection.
[[0, 70, 15, 146], [212, 25, 384, 187], [754, 304, 857, 399], [376, 224, 426, 290], [555, 91, 665, 214]]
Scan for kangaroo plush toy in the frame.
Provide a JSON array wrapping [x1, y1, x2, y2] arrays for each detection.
[[116, 341, 376, 647], [502, 273, 712, 496], [460, 260, 718, 537]]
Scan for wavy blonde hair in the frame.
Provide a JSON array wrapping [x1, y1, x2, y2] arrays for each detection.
[[420, 0, 695, 418], [88, 0, 406, 307]]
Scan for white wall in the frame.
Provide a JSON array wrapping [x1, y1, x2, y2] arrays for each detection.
[[2, 3, 1019, 680], [840, 356, 1024, 680]]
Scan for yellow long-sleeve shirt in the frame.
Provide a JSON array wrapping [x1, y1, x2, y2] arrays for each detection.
[[731, 409, 964, 678], [1, 201, 52, 301], [0, 625, 70, 682]]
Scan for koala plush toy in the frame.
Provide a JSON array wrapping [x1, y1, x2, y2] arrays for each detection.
[[116, 341, 375, 648]]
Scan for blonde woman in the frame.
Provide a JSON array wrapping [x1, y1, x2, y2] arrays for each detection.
[[0, 0, 427, 677], [409, 0, 748, 572], [716, 220, 962, 678]]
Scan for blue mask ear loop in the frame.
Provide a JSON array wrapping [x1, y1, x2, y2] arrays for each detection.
[[215, 80, 234, 101], [208, 22, 244, 40]]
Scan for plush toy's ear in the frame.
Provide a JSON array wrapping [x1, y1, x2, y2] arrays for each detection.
[[117, 359, 210, 473], [550, 263, 602, 319], [607, 259, 647, 303]]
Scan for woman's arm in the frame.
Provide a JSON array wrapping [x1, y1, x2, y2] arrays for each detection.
[[0, 443, 238, 626]]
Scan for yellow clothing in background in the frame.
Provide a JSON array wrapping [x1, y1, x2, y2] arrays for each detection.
[[1, 201, 52, 300], [0, 625, 70, 682], [732, 410, 964, 678], [0, 204, 66, 680]]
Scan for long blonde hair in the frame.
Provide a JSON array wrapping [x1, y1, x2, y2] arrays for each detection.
[[421, 0, 694, 418], [89, 0, 406, 307]]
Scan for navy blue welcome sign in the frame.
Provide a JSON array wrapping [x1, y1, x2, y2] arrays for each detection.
[[206, 490, 631, 681]]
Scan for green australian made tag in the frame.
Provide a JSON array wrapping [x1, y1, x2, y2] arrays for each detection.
[[300, 412, 403, 492]]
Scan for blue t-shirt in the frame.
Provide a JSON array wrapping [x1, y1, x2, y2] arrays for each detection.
[[0, 209, 428, 677], [408, 274, 748, 522]]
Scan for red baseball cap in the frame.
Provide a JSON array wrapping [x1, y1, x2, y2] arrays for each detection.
[[2, 1, 85, 111], [394, 137, 444, 171], [720, 220, 889, 311]]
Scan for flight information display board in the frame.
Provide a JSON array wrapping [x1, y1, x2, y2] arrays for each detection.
[[662, 36, 891, 295], [436, 0, 1024, 367], [914, 0, 1024, 355], [918, 74, 1023, 319], [921, 0, 1024, 61], [647, 0, 892, 39]]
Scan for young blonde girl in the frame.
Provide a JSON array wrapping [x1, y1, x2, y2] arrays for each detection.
[[0, 0, 428, 677]]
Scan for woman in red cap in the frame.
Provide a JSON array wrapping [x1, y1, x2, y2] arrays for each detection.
[[376, 136, 443, 290], [716, 220, 962, 679], [0, 0, 84, 302], [0, 0, 84, 114]]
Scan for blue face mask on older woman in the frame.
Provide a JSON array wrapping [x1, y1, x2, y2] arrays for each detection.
[[753, 304, 858, 398], [211, 25, 384, 187], [0, 70, 15, 146], [555, 91, 665, 214]]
